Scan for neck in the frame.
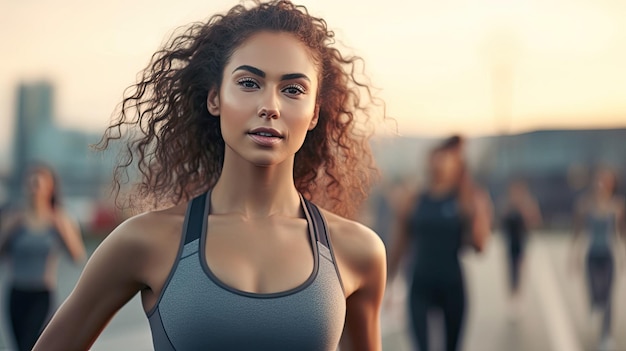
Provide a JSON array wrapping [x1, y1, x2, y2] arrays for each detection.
[[594, 190, 612, 203], [430, 179, 456, 196], [211, 150, 301, 218], [29, 196, 53, 217]]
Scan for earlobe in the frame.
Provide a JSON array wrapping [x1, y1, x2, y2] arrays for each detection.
[[308, 105, 320, 130], [207, 88, 220, 116]]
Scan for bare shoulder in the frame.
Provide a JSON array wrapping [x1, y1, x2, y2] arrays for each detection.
[[96, 204, 187, 277], [108, 204, 186, 251], [321, 209, 386, 295], [0, 209, 24, 237], [323, 210, 385, 265]]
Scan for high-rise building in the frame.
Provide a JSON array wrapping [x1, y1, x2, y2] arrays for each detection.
[[12, 81, 54, 195]]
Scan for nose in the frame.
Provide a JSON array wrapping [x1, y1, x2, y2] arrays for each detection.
[[257, 88, 280, 120]]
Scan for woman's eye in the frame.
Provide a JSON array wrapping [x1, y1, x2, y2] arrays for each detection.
[[237, 78, 259, 89], [283, 84, 305, 96]]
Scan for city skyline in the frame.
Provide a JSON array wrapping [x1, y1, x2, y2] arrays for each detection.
[[1, 0, 625, 157]]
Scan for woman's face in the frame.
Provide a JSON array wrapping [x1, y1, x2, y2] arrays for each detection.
[[593, 169, 615, 195], [429, 150, 461, 184], [26, 168, 55, 200], [208, 31, 320, 167]]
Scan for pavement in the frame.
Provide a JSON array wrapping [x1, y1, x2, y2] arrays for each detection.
[[1, 231, 624, 351]]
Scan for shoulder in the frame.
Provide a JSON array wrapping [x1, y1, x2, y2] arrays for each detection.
[[321, 209, 386, 294], [97, 204, 187, 266], [0, 209, 24, 235]]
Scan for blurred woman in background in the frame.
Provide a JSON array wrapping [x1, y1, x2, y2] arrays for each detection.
[[571, 167, 625, 351], [0, 163, 85, 351], [388, 135, 492, 351], [500, 179, 542, 318]]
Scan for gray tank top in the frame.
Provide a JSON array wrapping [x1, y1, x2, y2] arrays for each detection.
[[7, 223, 62, 290], [146, 191, 346, 350], [587, 213, 614, 257]]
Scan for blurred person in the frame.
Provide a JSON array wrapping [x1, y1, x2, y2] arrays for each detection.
[[388, 135, 492, 351], [0, 163, 85, 351], [499, 179, 542, 318], [33, 1, 387, 350], [571, 167, 625, 350]]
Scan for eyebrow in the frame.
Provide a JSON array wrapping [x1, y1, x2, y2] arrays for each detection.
[[232, 65, 310, 82]]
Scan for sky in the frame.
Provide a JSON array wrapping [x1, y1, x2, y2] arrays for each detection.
[[1, 0, 625, 153]]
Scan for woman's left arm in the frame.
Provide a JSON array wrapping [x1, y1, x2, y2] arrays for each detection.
[[331, 219, 387, 351], [471, 187, 493, 253], [54, 210, 87, 263], [614, 197, 626, 265]]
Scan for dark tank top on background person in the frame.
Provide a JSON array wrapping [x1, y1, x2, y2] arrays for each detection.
[[586, 212, 614, 258], [408, 191, 466, 282], [503, 209, 527, 251], [147, 191, 346, 351]]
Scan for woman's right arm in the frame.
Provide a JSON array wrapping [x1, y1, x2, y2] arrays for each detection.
[[569, 197, 587, 274], [470, 187, 492, 253], [387, 192, 417, 281], [0, 211, 21, 256], [33, 216, 151, 351]]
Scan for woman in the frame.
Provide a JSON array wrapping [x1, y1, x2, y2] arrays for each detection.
[[34, 1, 387, 350], [0, 163, 86, 351], [388, 135, 492, 351], [500, 179, 542, 316], [571, 167, 625, 350]]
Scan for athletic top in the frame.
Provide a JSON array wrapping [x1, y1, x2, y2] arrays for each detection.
[[408, 191, 466, 282], [6, 223, 63, 290], [147, 191, 346, 351], [502, 209, 526, 244], [586, 212, 614, 257]]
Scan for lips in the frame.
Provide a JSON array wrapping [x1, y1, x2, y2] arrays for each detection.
[[247, 127, 284, 147], [248, 127, 284, 138]]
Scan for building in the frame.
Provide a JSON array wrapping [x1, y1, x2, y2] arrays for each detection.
[[11, 81, 54, 194]]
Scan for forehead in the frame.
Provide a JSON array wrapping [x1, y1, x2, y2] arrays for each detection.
[[29, 168, 52, 178], [596, 169, 614, 180], [226, 31, 319, 80]]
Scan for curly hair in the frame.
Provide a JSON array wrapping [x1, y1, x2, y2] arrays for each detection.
[[96, 0, 383, 218]]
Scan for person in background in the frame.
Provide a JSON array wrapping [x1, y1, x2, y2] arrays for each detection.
[[33, 1, 387, 350], [499, 178, 542, 318], [0, 163, 86, 351], [388, 135, 492, 351], [571, 167, 625, 351]]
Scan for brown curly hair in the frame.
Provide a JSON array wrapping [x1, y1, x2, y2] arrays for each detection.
[[96, 0, 383, 218]]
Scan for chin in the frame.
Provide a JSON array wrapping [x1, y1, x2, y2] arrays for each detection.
[[246, 156, 283, 168]]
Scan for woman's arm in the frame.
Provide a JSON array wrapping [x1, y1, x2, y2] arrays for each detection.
[[613, 197, 626, 268], [386, 192, 417, 281], [470, 187, 492, 253], [523, 196, 543, 230], [337, 222, 386, 351], [0, 211, 21, 256], [33, 216, 151, 351], [54, 209, 87, 263], [324, 212, 387, 351], [569, 197, 587, 274]]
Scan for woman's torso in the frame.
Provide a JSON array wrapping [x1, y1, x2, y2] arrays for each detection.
[[502, 208, 526, 244], [7, 217, 62, 290], [585, 207, 616, 257], [408, 190, 466, 282], [146, 192, 346, 351]]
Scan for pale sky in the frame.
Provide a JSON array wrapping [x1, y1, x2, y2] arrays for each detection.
[[1, 0, 625, 151]]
